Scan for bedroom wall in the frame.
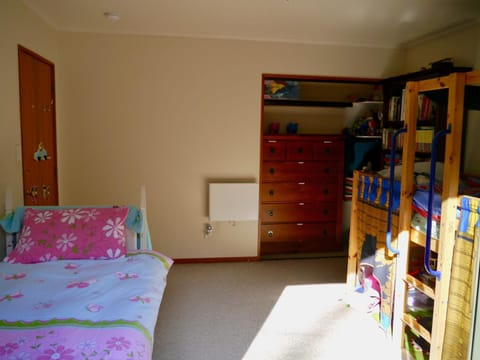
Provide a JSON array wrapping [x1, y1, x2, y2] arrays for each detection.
[[3, 3, 478, 260], [0, 2, 59, 218], [403, 22, 480, 175], [56, 32, 404, 259]]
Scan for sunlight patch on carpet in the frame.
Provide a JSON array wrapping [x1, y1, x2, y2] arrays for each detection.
[[243, 283, 400, 360]]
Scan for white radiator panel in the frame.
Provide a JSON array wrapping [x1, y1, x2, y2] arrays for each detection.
[[209, 183, 259, 221]]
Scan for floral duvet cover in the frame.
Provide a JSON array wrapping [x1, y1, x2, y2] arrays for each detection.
[[0, 251, 172, 359]]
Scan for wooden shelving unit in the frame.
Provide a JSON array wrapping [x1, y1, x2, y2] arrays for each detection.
[[346, 70, 480, 359], [392, 72, 468, 359]]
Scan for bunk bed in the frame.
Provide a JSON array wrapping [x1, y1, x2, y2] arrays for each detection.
[[346, 71, 480, 359]]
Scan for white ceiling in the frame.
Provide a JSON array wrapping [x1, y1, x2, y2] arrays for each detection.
[[21, 0, 480, 48]]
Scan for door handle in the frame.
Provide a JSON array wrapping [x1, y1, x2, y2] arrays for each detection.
[[26, 186, 39, 203], [42, 185, 50, 200]]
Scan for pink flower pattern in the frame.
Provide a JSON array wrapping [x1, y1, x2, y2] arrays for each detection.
[[37, 345, 74, 360], [66, 279, 96, 289], [5, 272, 26, 280], [129, 295, 151, 304], [106, 336, 131, 351], [64, 263, 80, 270], [0, 291, 24, 302], [0, 342, 19, 355], [0, 327, 149, 359], [116, 272, 139, 280], [5, 207, 128, 263]]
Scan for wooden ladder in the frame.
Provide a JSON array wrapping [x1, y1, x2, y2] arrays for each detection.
[[392, 72, 467, 359]]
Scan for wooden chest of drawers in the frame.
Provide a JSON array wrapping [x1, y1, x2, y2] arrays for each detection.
[[259, 135, 345, 255]]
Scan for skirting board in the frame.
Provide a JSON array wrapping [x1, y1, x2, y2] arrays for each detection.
[[173, 256, 260, 264]]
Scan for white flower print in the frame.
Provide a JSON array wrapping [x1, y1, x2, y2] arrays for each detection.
[[39, 253, 58, 262], [82, 208, 100, 222], [102, 217, 125, 239], [34, 210, 52, 224], [106, 248, 122, 258], [20, 225, 31, 238], [56, 233, 77, 252], [17, 238, 34, 254], [3, 257, 16, 264], [77, 339, 97, 352], [61, 209, 83, 224]]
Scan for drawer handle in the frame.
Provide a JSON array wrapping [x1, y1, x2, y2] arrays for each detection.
[[267, 210, 273, 217], [267, 230, 274, 237], [268, 140, 277, 143], [298, 182, 305, 185], [323, 140, 333, 144], [298, 161, 304, 165], [269, 147, 276, 154], [297, 223, 304, 226], [269, 168, 275, 174], [298, 202, 305, 206], [269, 189, 274, 196]]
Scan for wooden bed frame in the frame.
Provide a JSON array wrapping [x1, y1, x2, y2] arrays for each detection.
[[346, 70, 480, 359]]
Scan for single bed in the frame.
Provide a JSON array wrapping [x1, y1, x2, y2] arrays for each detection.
[[0, 204, 172, 359]]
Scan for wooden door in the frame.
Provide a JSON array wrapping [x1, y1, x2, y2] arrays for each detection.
[[18, 46, 58, 205]]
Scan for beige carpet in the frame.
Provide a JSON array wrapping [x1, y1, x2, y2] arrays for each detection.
[[153, 257, 402, 360]]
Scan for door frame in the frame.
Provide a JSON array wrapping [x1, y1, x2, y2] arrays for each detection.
[[18, 44, 59, 205]]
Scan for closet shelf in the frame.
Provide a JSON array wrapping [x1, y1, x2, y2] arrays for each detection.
[[403, 314, 432, 343], [263, 99, 353, 107]]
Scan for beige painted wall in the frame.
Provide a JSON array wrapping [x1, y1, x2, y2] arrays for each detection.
[[6, 2, 478, 260], [56, 32, 404, 258], [404, 23, 480, 72], [0, 2, 59, 214]]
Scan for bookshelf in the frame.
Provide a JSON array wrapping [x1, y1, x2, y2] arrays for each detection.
[[380, 64, 472, 167]]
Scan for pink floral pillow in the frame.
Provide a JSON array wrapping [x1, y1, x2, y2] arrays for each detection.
[[4, 207, 129, 264]]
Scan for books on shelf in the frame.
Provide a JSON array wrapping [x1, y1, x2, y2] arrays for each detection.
[[418, 94, 438, 122], [388, 95, 401, 122], [382, 127, 434, 153], [387, 89, 406, 122], [387, 91, 437, 123]]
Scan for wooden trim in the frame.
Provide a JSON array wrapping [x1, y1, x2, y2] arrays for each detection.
[[173, 256, 260, 264], [18, 44, 55, 67], [346, 170, 360, 288], [416, 75, 451, 92], [392, 80, 420, 350], [429, 72, 466, 360], [262, 73, 381, 84], [466, 70, 480, 85]]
